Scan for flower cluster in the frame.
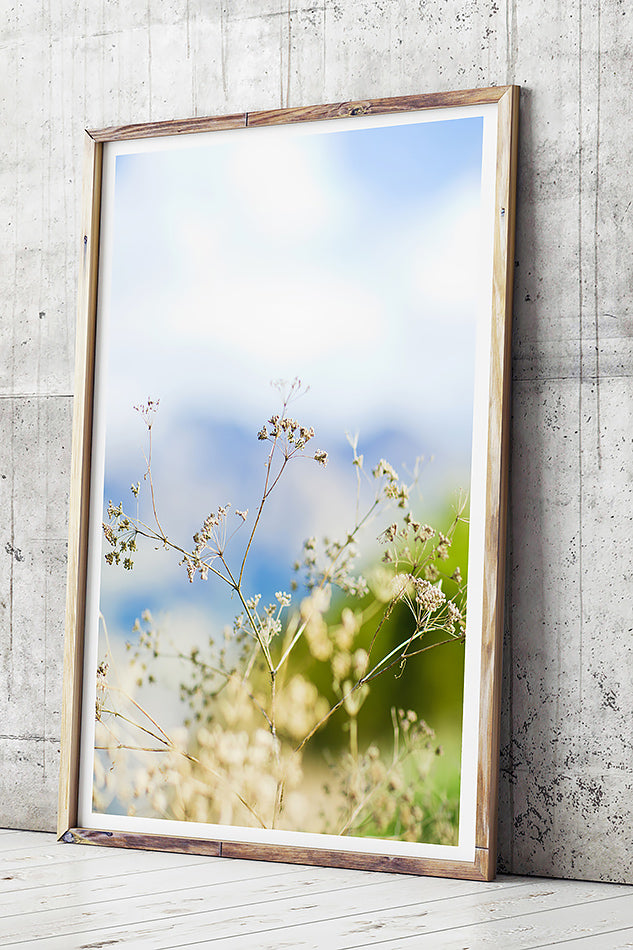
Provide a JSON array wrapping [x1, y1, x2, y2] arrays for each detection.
[[95, 382, 467, 846], [133, 397, 160, 427], [258, 413, 315, 448], [95, 660, 109, 719], [103, 503, 137, 570], [180, 505, 237, 583], [256, 384, 327, 467], [373, 458, 409, 508], [326, 707, 456, 844], [297, 534, 368, 599]]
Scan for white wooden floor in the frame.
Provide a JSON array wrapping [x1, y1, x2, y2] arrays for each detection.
[[1, 830, 633, 949]]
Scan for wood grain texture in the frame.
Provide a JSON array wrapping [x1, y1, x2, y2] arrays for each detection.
[[4, 832, 633, 950], [57, 135, 103, 838], [66, 830, 488, 879], [87, 89, 513, 142], [89, 113, 247, 142], [220, 841, 489, 881], [474, 86, 520, 874], [246, 87, 513, 127], [65, 828, 222, 857]]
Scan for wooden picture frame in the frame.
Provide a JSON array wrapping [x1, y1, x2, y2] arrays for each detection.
[[59, 86, 519, 881]]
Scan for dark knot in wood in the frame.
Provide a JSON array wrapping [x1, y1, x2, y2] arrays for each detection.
[[339, 101, 371, 117]]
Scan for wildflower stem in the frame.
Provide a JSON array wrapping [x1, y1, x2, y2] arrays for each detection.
[[295, 631, 464, 755], [363, 634, 465, 684], [222, 562, 274, 673], [349, 715, 358, 761], [274, 617, 308, 674], [237, 434, 280, 589], [95, 744, 170, 754], [99, 707, 171, 748], [105, 684, 172, 744], [98, 387, 468, 839], [270, 670, 283, 829], [337, 728, 412, 836], [131, 523, 232, 586], [142, 424, 167, 542]]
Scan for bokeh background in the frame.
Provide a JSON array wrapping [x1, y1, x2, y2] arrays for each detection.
[[100, 115, 483, 639], [94, 113, 485, 829]]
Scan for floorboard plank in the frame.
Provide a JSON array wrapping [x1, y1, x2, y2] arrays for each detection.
[[0, 863, 404, 938], [0, 841, 118, 873], [152, 891, 633, 950], [539, 928, 633, 949], [334, 893, 633, 950], [0, 877, 535, 948], [0, 831, 54, 850], [0, 844, 215, 894], [0, 836, 89, 860], [1, 833, 630, 950], [0, 859, 302, 918]]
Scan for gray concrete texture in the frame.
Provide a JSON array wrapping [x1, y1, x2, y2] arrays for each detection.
[[1, 0, 631, 882]]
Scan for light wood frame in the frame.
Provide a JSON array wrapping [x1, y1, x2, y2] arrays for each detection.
[[58, 86, 519, 881]]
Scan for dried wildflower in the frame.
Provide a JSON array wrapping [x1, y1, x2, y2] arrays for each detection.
[[94, 383, 465, 844], [380, 523, 398, 544], [261, 615, 282, 645], [444, 601, 462, 632], [424, 564, 440, 582], [385, 482, 409, 507], [417, 524, 435, 542], [412, 577, 446, 612], [133, 397, 160, 426], [373, 459, 399, 482], [183, 557, 196, 583], [371, 567, 410, 603], [102, 523, 116, 546], [341, 574, 368, 598], [436, 532, 451, 560]]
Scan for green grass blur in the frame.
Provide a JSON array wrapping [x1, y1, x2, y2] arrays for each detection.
[[295, 497, 469, 832]]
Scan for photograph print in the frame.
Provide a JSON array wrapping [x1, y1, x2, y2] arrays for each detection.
[[71, 95, 512, 871]]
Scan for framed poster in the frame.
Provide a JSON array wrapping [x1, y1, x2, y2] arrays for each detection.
[[59, 86, 518, 881]]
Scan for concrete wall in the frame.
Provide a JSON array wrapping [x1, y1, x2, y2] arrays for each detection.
[[2, 0, 631, 882]]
